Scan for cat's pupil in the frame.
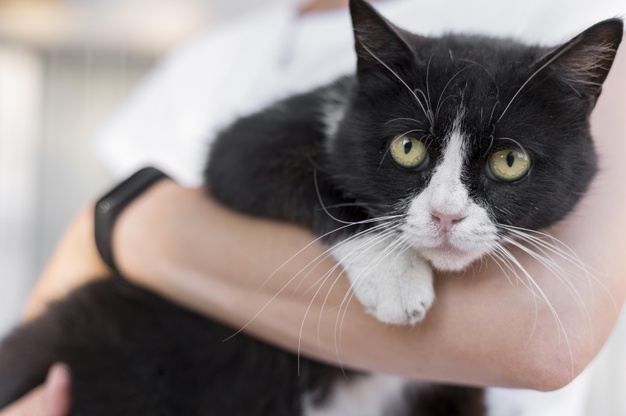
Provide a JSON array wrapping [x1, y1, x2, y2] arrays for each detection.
[[403, 139, 412, 154], [506, 152, 515, 167]]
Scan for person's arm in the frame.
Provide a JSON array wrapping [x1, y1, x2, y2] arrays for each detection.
[[25, 42, 626, 392]]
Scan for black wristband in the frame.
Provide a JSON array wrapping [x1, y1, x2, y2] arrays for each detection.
[[94, 167, 170, 275]]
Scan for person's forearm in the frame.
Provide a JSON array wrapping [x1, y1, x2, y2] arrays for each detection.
[[111, 172, 625, 391], [24, 205, 110, 321]]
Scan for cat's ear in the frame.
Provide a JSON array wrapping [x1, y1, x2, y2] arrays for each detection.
[[349, 0, 416, 81], [543, 18, 623, 100]]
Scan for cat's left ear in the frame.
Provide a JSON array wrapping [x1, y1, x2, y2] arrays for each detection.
[[543, 18, 623, 101], [349, 0, 417, 81]]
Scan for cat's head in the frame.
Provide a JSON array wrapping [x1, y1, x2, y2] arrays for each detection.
[[328, 0, 623, 271]]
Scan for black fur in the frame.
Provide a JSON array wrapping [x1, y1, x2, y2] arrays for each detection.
[[0, 278, 345, 415], [0, 0, 622, 414]]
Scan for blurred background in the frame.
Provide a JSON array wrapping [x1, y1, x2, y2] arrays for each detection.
[[0, 0, 625, 414], [0, 0, 281, 336]]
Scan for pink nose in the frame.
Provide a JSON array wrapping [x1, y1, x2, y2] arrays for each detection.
[[431, 211, 466, 233]]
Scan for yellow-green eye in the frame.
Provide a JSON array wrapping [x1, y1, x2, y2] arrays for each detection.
[[488, 149, 531, 182], [389, 135, 428, 168]]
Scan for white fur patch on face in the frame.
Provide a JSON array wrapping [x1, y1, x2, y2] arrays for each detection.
[[303, 374, 415, 416], [403, 113, 498, 271]]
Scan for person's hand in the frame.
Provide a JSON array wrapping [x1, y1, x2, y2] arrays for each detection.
[[0, 364, 71, 416]]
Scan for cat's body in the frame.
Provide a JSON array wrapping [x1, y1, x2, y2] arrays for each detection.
[[0, 0, 622, 414], [0, 278, 484, 415]]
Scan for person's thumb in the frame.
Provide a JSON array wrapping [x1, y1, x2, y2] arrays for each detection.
[[2, 363, 71, 416]]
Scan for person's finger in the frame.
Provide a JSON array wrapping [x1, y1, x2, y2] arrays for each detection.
[[44, 364, 71, 416], [1, 363, 71, 416]]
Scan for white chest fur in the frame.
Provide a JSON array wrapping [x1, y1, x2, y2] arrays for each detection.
[[302, 374, 414, 416]]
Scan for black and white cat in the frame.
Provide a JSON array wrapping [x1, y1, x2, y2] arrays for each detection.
[[208, 0, 621, 326], [0, 0, 622, 414]]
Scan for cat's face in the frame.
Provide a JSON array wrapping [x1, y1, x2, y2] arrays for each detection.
[[329, 0, 622, 271]]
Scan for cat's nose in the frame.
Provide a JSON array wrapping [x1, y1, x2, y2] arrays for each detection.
[[431, 211, 466, 233]]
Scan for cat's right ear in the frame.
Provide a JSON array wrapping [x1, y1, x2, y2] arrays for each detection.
[[349, 0, 416, 81], [542, 18, 623, 103]]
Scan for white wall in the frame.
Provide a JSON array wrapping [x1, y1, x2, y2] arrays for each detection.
[[0, 47, 42, 336]]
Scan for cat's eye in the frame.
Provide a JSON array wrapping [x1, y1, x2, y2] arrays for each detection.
[[487, 149, 531, 182], [389, 135, 428, 168]]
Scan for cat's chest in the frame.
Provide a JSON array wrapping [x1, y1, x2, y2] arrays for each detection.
[[303, 374, 417, 416]]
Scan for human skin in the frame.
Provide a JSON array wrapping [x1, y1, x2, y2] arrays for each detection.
[[24, 41, 626, 393], [0, 364, 70, 416]]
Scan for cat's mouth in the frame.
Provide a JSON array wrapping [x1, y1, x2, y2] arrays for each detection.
[[415, 237, 489, 272], [437, 241, 463, 254]]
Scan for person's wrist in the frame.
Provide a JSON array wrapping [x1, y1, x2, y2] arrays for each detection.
[[109, 179, 182, 283], [94, 167, 170, 275]]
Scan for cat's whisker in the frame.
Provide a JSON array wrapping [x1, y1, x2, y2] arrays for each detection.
[[502, 236, 591, 326], [503, 233, 571, 282], [297, 222, 402, 296], [360, 43, 433, 126], [497, 224, 614, 308], [413, 87, 435, 127], [496, 230, 591, 320], [314, 168, 406, 226], [335, 233, 412, 351], [223, 218, 405, 345], [486, 250, 516, 289], [299, 258, 349, 371], [425, 54, 434, 122], [331, 228, 406, 318], [337, 234, 414, 340], [493, 244, 542, 344], [494, 244, 575, 377], [314, 168, 358, 225], [294, 227, 403, 370], [435, 63, 475, 120], [233, 222, 401, 373], [256, 213, 405, 293], [498, 224, 597, 273], [501, 228, 589, 282], [293, 227, 401, 328], [492, 204, 514, 217], [340, 234, 413, 338], [494, 137, 528, 154], [497, 41, 582, 123], [318, 230, 402, 370], [289, 221, 405, 300], [384, 117, 425, 126], [320, 201, 391, 210]]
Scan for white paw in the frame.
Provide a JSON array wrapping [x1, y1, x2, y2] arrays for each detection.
[[364, 264, 434, 325], [332, 234, 435, 325]]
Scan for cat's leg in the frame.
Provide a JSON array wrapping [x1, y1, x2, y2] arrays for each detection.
[[331, 233, 434, 325]]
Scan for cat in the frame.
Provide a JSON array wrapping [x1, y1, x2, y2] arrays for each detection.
[[207, 1, 622, 326], [0, 0, 622, 414]]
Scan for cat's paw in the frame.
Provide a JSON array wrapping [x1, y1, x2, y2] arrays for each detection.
[[363, 263, 435, 325], [332, 234, 434, 325]]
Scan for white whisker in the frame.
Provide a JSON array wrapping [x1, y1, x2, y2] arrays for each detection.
[[497, 41, 581, 123], [495, 244, 575, 377], [360, 43, 433, 126]]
